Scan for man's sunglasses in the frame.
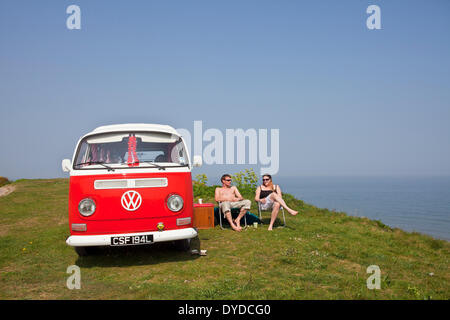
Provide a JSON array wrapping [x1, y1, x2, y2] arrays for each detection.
[[262, 178, 271, 181], [224, 179, 232, 182]]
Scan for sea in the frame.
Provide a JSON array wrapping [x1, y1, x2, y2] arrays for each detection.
[[274, 176, 450, 241]]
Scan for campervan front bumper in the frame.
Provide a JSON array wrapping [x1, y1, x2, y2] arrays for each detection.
[[66, 228, 198, 247]]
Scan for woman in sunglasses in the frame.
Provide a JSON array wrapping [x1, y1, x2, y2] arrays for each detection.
[[255, 174, 298, 230]]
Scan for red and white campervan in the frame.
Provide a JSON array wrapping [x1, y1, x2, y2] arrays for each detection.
[[62, 124, 202, 256]]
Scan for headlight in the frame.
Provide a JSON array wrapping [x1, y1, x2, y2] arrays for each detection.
[[167, 194, 183, 212], [78, 198, 96, 217]]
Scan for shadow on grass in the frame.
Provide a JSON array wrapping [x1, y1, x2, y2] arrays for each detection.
[[258, 217, 296, 231], [75, 237, 202, 268], [216, 216, 296, 231]]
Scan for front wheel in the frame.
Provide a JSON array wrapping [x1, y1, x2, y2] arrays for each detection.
[[173, 238, 191, 252], [74, 246, 98, 257]]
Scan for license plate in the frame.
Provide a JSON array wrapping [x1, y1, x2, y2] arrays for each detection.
[[110, 235, 153, 246]]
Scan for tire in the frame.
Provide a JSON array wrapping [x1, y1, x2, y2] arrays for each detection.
[[173, 238, 191, 252], [74, 246, 97, 257]]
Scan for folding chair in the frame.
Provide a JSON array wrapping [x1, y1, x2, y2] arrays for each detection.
[[217, 201, 248, 230], [257, 201, 286, 228]]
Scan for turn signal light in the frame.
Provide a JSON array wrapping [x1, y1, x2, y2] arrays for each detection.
[[71, 223, 87, 232], [176, 217, 191, 226]]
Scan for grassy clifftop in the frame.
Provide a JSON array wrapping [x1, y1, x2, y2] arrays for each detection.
[[0, 178, 448, 299]]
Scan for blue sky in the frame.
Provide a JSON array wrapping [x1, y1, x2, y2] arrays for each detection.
[[1, 0, 449, 180]]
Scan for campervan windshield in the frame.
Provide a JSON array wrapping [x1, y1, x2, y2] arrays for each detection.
[[73, 132, 188, 169]]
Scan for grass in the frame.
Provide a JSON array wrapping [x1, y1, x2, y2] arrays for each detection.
[[0, 178, 449, 299]]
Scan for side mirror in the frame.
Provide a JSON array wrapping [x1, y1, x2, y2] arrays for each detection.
[[62, 159, 72, 172], [192, 155, 202, 167]]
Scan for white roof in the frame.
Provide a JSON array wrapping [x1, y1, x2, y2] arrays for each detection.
[[86, 123, 180, 137]]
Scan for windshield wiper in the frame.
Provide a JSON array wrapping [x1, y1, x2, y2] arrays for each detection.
[[75, 161, 115, 172], [131, 161, 166, 171]]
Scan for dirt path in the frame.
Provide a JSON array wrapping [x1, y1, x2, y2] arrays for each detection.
[[0, 185, 15, 197]]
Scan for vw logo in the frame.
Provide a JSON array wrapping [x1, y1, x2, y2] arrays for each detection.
[[121, 190, 142, 211]]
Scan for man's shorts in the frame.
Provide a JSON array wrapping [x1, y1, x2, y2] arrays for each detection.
[[219, 199, 251, 216]]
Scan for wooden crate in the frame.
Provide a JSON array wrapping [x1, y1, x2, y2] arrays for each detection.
[[193, 204, 215, 229]]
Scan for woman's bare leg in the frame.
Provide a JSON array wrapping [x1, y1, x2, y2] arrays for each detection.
[[270, 193, 298, 216], [268, 202, 281, 230]]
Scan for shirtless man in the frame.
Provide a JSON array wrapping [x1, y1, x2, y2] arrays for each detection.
[[215, 174, 251, 232]]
